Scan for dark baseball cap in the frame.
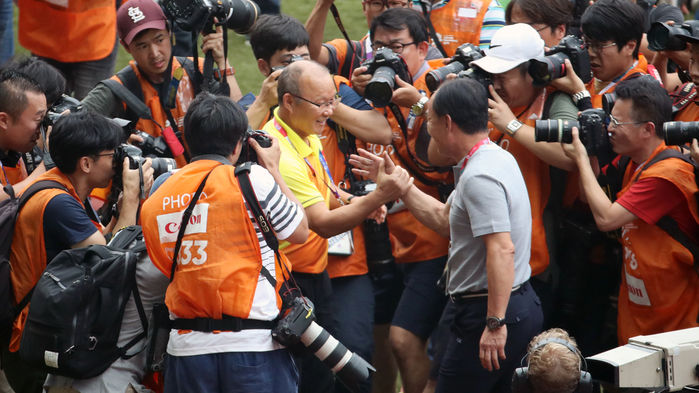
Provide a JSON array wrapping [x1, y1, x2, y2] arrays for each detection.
[[117, 0, 168, 46]]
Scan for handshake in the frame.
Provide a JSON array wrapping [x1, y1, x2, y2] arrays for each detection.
[[349, 149, 415, 201]]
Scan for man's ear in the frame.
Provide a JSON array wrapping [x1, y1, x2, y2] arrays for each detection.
[[78, 156, 92, 174], [121, 40, 132, 55], [417, 41, 429, 59], [0, 112, 10, 131], [258, 58, 272, 77], [281, 92, 295, 110], [622, 39, 638, 56], [553, 25, 566, 43]]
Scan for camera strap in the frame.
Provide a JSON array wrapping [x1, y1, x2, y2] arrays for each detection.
[[329, 4, 363, 79], [234, 163, 299, 292], [417, 1, 449, 58]]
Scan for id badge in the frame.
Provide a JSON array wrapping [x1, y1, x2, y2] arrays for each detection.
[[328, 230, 354, 256]]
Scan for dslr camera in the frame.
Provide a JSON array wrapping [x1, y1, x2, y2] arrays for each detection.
[[662, 121, 699, 145], [349, 180, 395, 273], [272, 296, 376, 392], [425, 43, 484, 92], [528, 35, 592, 87], [535, 108, 608, 155], [132, 130, 171, 158], [362, 47, 413, 107], [41, 94, 81, 129], [235, 128, 272, 165], [457, 66, 492, 94], [647, 20, 699, 52], [113, 144, 176, 187], [162, 0, 259, 34]]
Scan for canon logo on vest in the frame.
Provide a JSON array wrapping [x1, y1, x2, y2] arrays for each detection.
[[156, 203, 209, 243]]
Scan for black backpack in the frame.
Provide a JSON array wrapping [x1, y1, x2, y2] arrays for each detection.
[[18, 226, 149, 379], [0, 180, 67, 350]]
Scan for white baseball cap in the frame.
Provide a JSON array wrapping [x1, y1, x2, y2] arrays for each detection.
[[470, 24, 545, 74]]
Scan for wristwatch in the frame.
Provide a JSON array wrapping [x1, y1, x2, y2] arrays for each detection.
[[486, 316, 506, 330], [505, 119, 523, 136], [410, 95, 429, 117]]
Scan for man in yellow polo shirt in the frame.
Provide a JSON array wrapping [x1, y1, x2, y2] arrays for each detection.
[[263, 60, 410, 393]]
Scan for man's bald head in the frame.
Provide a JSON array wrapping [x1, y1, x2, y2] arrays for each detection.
[[277, 60, 332, 107]]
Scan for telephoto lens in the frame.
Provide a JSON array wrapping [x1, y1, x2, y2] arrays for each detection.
[[663, 121, 699, 145], [534, 119, 576, 143]]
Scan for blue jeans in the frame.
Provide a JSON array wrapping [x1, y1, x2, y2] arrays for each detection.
[[164, 349, 299, 393], [0, 0, 13, 66]]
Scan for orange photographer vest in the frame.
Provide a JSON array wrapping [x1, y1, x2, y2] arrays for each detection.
[[0, 160, 27, 187], [364, 59, 452, 264], [417, 0, 490, 57], [322, 76, 368, 278], [141, 160, 291, 319], [110, 57, 202, 168], [9, 169, 100, 351], [488, 89, 551, 276], [616, 144, 699, 344], [18, 0, 116, 62], [587, 55, 648, 110]]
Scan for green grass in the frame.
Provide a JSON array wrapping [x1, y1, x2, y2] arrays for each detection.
[[11, 0, 368, 95]]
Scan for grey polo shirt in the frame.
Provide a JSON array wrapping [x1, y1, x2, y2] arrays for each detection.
[[445, 142, 532, 295]]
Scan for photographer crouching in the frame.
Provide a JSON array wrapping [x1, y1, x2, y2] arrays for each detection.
[[4, 110, 153, 392], [140, 92, 310, 392]]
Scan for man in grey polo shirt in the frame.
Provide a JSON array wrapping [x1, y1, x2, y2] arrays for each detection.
[[351, 78, 543, 393]]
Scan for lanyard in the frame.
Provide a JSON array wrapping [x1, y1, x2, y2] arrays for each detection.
[[461, 137, 491, 170], [598, 61, 638, 96], [273, 119, 341, 200]]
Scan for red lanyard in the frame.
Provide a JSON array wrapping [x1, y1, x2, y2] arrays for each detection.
[[461, 137, 491, 170], [273, 118, 341, 200]]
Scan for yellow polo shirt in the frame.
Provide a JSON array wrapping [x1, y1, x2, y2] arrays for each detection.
[[263, 108, 331, 274]]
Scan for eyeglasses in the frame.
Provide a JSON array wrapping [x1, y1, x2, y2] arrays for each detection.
[[290, 93, 341, 109], [608, 114, 647, 128], [583, 38, 617, 53], [527, 23, 550, 33], [364, 0, 409, 11], [371, 41, 417, 54]]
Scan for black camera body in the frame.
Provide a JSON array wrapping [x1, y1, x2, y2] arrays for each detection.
[[133, 131, 171, 158], [113, 144, 176, 184], [42, 94, 81, 129], [647, 20, 699, 52], [662, 121, 699, 145], [425, 43, 484, 92], [534, 108, 608, 155], [529, 35, 592, 87], [362, 47, 413, 107], [162, 0, 259, 34], [457, 66, 492, 94], [236, 128, 273, 165], [349, 180, 395, 271]]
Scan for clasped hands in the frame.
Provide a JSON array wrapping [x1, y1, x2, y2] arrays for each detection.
[[349, 149, 414, 200]]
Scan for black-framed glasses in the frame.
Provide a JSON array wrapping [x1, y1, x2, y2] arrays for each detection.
[[371, 41, 417, 54], [290, 93, 341, 109], [582, 37, 617, 53], [364, 0, 409, 11], [608, 114, 647, 128]]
